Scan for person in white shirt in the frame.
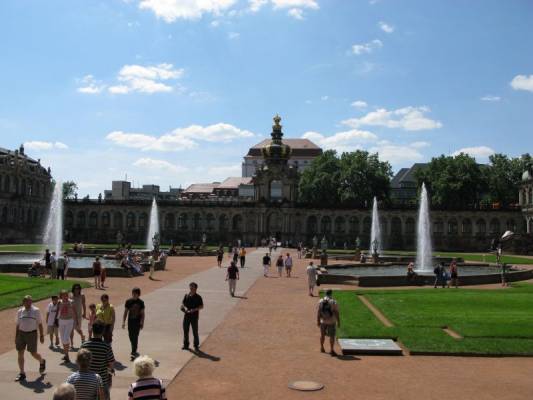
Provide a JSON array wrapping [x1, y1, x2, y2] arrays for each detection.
[[15, 295, 46, 381], [46, 295, 60, 348], [306, 262, 318, 296]]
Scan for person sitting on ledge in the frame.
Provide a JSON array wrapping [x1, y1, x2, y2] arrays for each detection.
[[168, 244, 178, 256], [360, 253, 367, 263]]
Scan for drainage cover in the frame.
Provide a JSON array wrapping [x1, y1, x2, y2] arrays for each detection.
[[288, 381, 324, 391]]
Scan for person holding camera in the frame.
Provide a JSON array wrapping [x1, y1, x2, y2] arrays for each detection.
[[181, 282, 204, 351]]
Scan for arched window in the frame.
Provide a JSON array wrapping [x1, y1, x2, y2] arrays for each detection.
[[113, 212, 123, 229], [139, 213, 148, 229], [321, 216, 331, 233], [462, 219, 472, 235], [405, 218, 415, 235], [66, 211, 74, 228], [348, 217, 359, 234], [206, 214, 215, 230], [219, 214, 228, 231], [334, 217, 345, 233], [102, 212, 110, 228], [270, 180, 282, 199], [476, 219, 486, 235], [433, 219, 444, 235], [126, 212, 135, 228], [307, 216, 317, 234], [232, 214, 243, 232], [178, 214, 187, 230], [89, 212, 98, 228], [391, 217, 402, 235], [489, 218, 501, 235], [506, 219, 516, 232], [165, 213, 176, 230], [77, 211, 86, 228], [448, 219, 458, 235], [193, 213, 202, 231]]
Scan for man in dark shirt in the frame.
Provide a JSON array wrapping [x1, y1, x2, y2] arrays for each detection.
[[80, 320, 115, 400], [122, 287, 145, 360], [181, 282, 204, 351], [262, 253, 271, 277], [225, 261, 240, 297]]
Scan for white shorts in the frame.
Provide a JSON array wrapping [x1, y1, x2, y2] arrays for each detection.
[[58, 319, 74, 345]]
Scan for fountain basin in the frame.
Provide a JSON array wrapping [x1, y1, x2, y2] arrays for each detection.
[[318, 264, 533, 287]]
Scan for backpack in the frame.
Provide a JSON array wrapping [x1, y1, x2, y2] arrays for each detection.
[[320, 299, 333, 318]]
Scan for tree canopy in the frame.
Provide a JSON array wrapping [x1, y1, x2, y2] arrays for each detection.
[[298, 150, 392, 207], [62, 181, 78, 200]]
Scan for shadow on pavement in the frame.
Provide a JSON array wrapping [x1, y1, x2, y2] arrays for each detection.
[[192, 349, 220, 362], [19, 375, 52, 393], [335, 355, 360, 361], [233, 295, 248, 299]]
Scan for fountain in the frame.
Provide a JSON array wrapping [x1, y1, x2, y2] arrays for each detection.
[[146, 197, 160, 250], [42, 181, 63, 256], [370, 197, 382, 257], [415, 183, 433, 271]]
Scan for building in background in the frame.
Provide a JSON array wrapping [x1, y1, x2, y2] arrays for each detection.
[[104, 181, 182, 201], [390, 163, 427, 206]]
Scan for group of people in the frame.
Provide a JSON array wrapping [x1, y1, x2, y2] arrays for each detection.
[[16, 284, 156, 399], [216, 246, 247, 269], [432, 260, 459, 288], [261, 252, 293, 277], [28, 249, 70, 280]]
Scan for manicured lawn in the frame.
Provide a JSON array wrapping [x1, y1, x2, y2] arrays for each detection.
[[333, 283, 533, 355], [0, 275, 89, 311]]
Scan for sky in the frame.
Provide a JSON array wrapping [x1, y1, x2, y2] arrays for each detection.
[[1, 0, 532, 197]]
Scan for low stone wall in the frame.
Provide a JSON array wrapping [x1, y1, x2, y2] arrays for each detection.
[[319, 269, 533, 287]]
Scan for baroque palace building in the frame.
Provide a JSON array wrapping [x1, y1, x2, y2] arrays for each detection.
[[0, 145, 52, 243], [60, 116, 528, 252]]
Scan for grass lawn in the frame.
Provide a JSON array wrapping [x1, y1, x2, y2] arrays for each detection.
[[334, 283, 533, 355], [0, 275, 89, 311]]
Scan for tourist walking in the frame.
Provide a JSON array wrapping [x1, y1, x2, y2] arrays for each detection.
[[123, 287, 145, 361], [232, 246, 239, 264], [51, 251, 58, 279], [71, 283, 86, 346], [58, 289, 78, 363], [44, 248, 52, 278], [93, 257, 102, 289], [63, 252, 70, 279], [87, 304, 96, 339], [181, 282, 204, 351], [57, 254, 66, 280], [128, 355, 167, 400], [53, 383, 76, 400], [306, 261, 318, 296], [15, 295, 46, 381], [226, 261, 240, 297], [450, 260, 459, 288], [45, 295, 60, 348], [239, 247, 246, 268], [96, 294, 115, 344], [80, 320, 115, 400], [216, 247, 223, 268], [284, 253, 293, 277], [100, 264, 107, 288], [276, 254, 284, 277], [433, 263, 445, 288], [262, 252, 271, 277], [149, 251, 158, 280], [317, 289, 340, 356], [66, 349, 105, 400]]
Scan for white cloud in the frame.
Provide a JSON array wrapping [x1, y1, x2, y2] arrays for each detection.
[[510, 74, 533, 92], [480, 95, 501, 102], [24, 141, 69, 151], [351, 100, 367, 108], [271, 0, 318, 9], [302, 129, 378, 152], [342, 106, 442, 131], [369, 143, 426, 164], [378, 21, 394, 33], [351, 39, 382, 55], [109, 63, 184, 94], [410, 141, 430, 149], [452, 146, 495, 160], [321, 95, 329, 101], [133, 157, 188, 173], [228, 31, 240, 39], [287, 8, 304, 19], [138, 0, 237, 22], [106, 123, 255, 151], [77, 75, 105, 94], [248, 0, 268, 12]]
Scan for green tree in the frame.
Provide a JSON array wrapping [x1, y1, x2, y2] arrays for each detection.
[[298, 150, 341, 207], [338, 150, 392, 207], [416, 153, 485, 209], [485, 153, 532, 206], [62, 181, 78, 200]]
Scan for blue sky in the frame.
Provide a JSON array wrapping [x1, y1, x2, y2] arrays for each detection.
[[1, 0, 532, 196]]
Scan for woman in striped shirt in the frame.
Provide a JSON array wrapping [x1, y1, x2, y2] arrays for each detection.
[[128, 355, 166, 400]]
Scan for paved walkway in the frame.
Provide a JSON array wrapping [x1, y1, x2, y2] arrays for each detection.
[[0, 249, 272, 399]]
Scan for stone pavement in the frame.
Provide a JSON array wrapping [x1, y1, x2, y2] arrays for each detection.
[[0, 248, 273, 399]]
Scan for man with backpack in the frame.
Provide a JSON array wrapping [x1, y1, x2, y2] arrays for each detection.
[[317, 289, 340, 356]]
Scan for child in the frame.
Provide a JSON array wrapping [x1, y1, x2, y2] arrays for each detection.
[[87, 303, 97, 339], [46, 295, 60, 347], [100, 265, 107, 289]]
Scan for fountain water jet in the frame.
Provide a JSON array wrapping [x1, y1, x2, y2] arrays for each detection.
[[43, 181, 63, 256], [416, 183, 433, 271], [370, 197, 382, 255], [146, 197, 160, 250]]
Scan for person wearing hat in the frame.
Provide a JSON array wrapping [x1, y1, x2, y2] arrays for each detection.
[[15, 295, 46, 381]]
